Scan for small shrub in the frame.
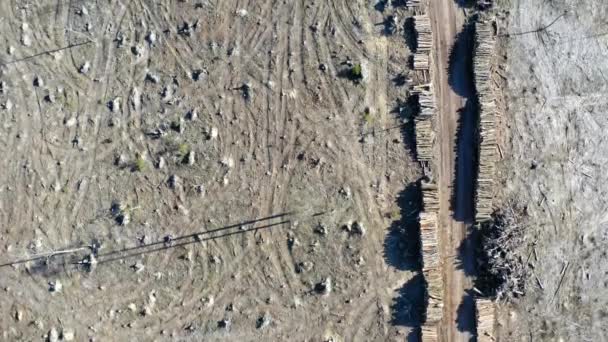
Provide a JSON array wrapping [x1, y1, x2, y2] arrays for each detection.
[[389, 209, 401, 221], [363, 112, 374, 125], [177, 143, 190, 157], [351, 64, 363, 80], [133, 156, 146, 172], [362, 107, 374, 125]]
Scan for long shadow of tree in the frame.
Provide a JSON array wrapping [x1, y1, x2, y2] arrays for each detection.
[[404, 17, 418, 53], [385, 180, 433, 341], [448, 17, 476, 98], [454, 0, 477, 8], [456, 289, 477, 338], [383, 181, 423, 271], [391, 273, 428, 341], [455, 225, 478, 277], [391, 94, 420, 160], [448, 16, 480, 222]]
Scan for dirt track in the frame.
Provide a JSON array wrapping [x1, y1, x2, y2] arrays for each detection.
[[428, 1, 477, 341]]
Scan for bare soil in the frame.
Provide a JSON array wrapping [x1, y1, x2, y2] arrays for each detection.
[[0, 1, 426, 341], [428, 1, 477, 341], [494, 0, 608, 340]]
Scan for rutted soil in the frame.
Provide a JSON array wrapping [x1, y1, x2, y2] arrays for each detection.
[[0, 1, 424, 341]]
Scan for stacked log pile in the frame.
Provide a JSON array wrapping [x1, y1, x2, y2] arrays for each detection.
[[476, 299, 496, 342], [421, 324, 439, 342], [406, 0, 425, 8], [419, 212, 443, 326], [420, 213, 440, 269], [413, 53, 430, 70], [420, 180, 439, 212], [412, 84, 436, 162], [413, 14, 432, 52], [412, 14, 433, 70], [473, 21, 497, 223]]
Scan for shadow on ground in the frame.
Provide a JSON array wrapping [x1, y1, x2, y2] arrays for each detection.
[[391, 273, 428, 341], [404, 17, 418, 53], [455, 225, 478, 277], [3, 212, 305, 277], [448, 17, 476, 98], [456, 289, 477, 338], [391, 94, 420, 159], [448, 16, 480, 222], [383, 181, 423, 271], [385, 180, 436, 340], [454, 0, 477, 8]]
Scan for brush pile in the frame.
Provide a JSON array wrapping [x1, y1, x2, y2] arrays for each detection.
[[477, 205, 526, 300]]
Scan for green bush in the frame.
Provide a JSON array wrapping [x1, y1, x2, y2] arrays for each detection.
[[351, 64, 363, 80]]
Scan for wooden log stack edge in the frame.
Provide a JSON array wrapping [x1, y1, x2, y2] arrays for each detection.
[[419, 212, 444, 325], [421, 323, 440, 342], [420, 180, 439, 212], [412, 83, 436, 162], [406, 0, 426, 8], [476, 299, 496, 342], [473, 20, 497, 223]]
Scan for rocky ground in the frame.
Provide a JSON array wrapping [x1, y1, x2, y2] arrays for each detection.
[[0, 1, 425, 341], [494, 0, 608, 340]]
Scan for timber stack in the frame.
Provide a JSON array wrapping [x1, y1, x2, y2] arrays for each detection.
[[419, 212, 443, 339], [412, 14, 433, 70], [473, 20, 497, 223], [420, 179, 439, 212], [476, 299, 496, 342], [405, 0, 425, 8], [421, 324, 439, 342], [412, 83, 436, 162]]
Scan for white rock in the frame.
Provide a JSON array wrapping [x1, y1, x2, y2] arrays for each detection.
[[157, 157, 166, 169], [2, 100, 13, 111], [186, 151, 195, 165], [62, 328, 75, 341], [209, 127, 219, 140], [196, 185, 205, 197], [187, 109, 198, 121], [221, 157, 234, 168], [21, 34, 31, 47], [33, 76, 43, 87], [201, 296, 214, 308], [79, 61, 90, 74], [14, 309, 23, 321], [133, 262, 145, 273], [48, 327, 59, 342], [237, 9, 248, 17], [146, 31, 157, 45], [110, 97, 120, 112], [49, 280, 62, 293], [65, 117, 77, 127]]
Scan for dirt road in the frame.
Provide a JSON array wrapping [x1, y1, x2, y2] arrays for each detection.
[[428, 1, 477, 341]]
